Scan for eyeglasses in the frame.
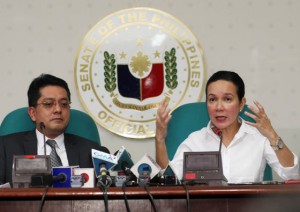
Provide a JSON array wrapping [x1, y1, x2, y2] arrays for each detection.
[[36, 100, 71, 109]]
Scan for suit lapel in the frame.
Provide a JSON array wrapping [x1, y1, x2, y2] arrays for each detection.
[[64, 134, 80, 166], [23, 131, 38, 155]]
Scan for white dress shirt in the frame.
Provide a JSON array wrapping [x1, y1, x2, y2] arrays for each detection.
[[36, 129, 69, 166], [169, 118, 300, 183]]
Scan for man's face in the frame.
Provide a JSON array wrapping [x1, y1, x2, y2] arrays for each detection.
[[28, 85, 70, 138]]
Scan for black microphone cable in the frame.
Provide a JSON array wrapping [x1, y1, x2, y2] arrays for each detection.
[[97, 176, 110, 212], [103, 187, 109, 212], [144, 183, 157, 212], [182, 182, 191, 212], [122, 179, 131, 212], [97, 164, 111, 212], [39, 122, 47, 156], [97, 173, 112, 212], [98, 185, 109, 212], [38, 185, 49, 212]]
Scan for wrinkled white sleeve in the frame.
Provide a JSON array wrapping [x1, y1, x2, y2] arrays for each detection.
[[275, 153, 300, 180], [265, 142, 300, 180]]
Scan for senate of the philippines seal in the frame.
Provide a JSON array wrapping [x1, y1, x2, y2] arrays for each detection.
[[74, 7, 206, 139]]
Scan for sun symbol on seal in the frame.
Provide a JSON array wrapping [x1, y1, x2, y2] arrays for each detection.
[[130, 51, 151, 77]]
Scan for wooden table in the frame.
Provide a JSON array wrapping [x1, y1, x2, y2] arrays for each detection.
[[1, 184, 300, 211]]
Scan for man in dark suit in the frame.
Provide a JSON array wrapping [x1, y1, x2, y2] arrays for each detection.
[[0, 74, 109, 185]]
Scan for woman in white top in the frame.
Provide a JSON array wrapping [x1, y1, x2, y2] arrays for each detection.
[[155, 70, 299, 183]]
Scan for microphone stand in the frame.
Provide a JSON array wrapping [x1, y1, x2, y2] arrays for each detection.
[[40, 122, 47, 156], [216, 129, 223, 152], [216, 129, 228, 184], [30, 122, 52, 187], [97, 164, 111, 212]]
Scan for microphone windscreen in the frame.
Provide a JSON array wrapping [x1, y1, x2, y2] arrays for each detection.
[[40, 122, 45, 129], [215, 129, 222, 137], [53, 173, 67, 183], [138, 163, 152, 174]]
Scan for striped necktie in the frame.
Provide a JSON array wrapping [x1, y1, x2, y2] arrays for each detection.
[[46, 139, 63, 167]]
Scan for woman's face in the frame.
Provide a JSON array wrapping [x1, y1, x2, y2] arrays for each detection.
[[206, 80, 245, 131]]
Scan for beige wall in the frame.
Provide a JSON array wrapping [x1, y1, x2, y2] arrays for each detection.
[[1, 1, 300, 178]]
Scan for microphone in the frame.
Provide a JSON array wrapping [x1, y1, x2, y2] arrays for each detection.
[[215, 129, 223, 152], [130, 154, 162, 186], [40, 122, 45, 129], [31, 172, 67, 187], [111, 147, 136, 186], [52, 166, 87, 188], [91, 149, 118, 188], [122, 162, 133, 176], [73, 168, 95, 188], [52, 172, 67, 183], [215, 129, 222, 138], [182, 128, 227, 185], [137, 163, 152, 186], [100, 163, 108, 176], [38, 122, 76, 188], [214, 128, 228, 184], [98, 163, 111, 188], [40, 122, 46, 129], [24, 122, 52, 188], [158, 165, 178, 185], [112, 147, 134, 176]]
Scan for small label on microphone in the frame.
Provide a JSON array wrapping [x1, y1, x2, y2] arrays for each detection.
[[52, 167, 72, 188], [91, 149, 118, 177], [73, 168, 94, 188]]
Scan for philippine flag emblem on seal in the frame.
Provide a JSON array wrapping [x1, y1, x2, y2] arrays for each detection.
[[74, 7, 206, 139]]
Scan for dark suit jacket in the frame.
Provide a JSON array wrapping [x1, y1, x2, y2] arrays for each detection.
[[0, 130, 109, 185]]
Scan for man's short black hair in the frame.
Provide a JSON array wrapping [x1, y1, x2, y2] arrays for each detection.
[[27, 74, 71, 107]]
